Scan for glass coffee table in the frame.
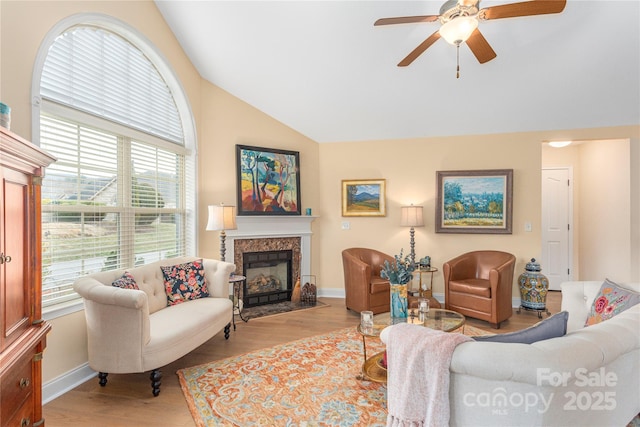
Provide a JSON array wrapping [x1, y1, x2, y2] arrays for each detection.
[[356, 308, 466, 382]]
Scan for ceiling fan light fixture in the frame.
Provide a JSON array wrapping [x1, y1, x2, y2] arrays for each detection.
[[439, 16, 478, 45]]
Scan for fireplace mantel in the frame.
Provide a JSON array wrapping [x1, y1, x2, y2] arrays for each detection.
[[226, 216, 316, 280]]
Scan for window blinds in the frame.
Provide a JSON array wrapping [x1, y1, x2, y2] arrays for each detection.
[[39, 25, 192, 309], [41, 26, 184, 145]]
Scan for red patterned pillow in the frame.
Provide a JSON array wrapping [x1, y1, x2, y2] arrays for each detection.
[[161, 259, 209, 306], [585, 279, 640, 326], [111, 272, 139, 290]]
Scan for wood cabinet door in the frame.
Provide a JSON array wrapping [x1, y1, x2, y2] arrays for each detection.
[[0, 166, 32, 353]]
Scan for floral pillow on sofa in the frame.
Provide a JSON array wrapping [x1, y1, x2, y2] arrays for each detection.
[[111, 272, 139, 290], [161, 259, 209, 306], [585, 279, 640, 326]]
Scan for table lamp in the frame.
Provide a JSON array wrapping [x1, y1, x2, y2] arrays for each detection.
[[206, 204, 237, 261], [400, 205, 424, 267]]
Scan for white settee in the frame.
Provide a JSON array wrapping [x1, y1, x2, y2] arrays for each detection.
[[73, 256, 235, 396], [384, 281, 640, 426]]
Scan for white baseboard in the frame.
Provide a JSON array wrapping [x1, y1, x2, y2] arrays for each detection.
[[43, 362, 96, 405], [317, 288, 345, 298]]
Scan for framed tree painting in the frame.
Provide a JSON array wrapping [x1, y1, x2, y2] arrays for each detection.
[[436, 169, 513, 234], [236, 145, 301, 215], [341, 179, 386, 217]]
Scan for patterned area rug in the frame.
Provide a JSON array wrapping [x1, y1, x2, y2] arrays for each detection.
[[239, 300, 328, 321], [177, 325, 489, 426]]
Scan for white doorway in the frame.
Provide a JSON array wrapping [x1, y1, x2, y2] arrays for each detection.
[[541, 168, 573, 290]]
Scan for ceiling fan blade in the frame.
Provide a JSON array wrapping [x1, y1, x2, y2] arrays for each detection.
[[466, 28, 497, 63], [374, 15, 439, 26], [481, 0, 566, 20], [398, 31, 441, 67]]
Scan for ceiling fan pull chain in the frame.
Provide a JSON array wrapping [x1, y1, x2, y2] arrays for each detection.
[[456, 43, 461, 79]]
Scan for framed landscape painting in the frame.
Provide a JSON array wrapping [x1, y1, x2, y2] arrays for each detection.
[[341, 179, 386, 217], [236, 145, 301, 216], [436, 169, 513, 234]]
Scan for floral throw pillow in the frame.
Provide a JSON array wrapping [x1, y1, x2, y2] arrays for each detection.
[[111, 272, 139, 290], [161, 259, 209, 306], [584, 279, 640, 326]]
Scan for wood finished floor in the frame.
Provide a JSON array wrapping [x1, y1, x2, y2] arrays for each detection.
[[43, 292, 562, 426]]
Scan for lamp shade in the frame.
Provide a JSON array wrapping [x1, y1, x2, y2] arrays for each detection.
[[439, 16, 478, 45], [400, 205, 424, 227], [206, 204, 237, 231]]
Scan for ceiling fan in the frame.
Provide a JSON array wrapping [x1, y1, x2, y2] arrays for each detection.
[[375, 0, 567, 76]]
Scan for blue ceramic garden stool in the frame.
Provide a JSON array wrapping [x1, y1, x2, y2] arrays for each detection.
[[517, 258, 551, 318]]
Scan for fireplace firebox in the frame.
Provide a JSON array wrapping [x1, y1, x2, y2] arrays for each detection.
[[243, 250, 293, 307]]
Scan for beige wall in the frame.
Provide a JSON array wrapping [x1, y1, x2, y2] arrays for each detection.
[[319, 131, 639, 298], [2, 0, 638, 392], [318, 133, 543, 298], [579, 140, 631, 280], [197, 82, 320, 261]]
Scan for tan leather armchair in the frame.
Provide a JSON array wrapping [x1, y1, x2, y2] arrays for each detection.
[[342, 248, 394, 314], [443, 250, 516, 328]]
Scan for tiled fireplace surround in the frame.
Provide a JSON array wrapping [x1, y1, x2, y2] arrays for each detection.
[[226, 216, 315, 303]]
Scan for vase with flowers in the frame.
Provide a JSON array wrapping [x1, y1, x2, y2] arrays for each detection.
[[380, 250, 415, 318]]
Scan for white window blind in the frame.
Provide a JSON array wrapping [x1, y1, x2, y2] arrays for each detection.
[[39, 25, 193, 309], [41, 25, 184, 145]]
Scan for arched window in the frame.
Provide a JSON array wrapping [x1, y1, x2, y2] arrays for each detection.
[[33, 16, 197, 311]]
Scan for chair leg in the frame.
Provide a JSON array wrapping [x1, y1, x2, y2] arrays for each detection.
[[150, 369, 162, 397], [98, 372, 108, 387], [224, 322, 231, 339]]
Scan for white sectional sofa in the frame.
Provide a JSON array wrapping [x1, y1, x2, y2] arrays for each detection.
[[73, 256, 235, 396], [447, 280, 640, 426], [383, 280, 640, 426]]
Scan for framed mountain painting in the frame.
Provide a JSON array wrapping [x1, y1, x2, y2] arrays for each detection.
[[341, 179, 386, 217]]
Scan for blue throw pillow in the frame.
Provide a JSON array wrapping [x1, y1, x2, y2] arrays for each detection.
[[472, 311, 569, 344]]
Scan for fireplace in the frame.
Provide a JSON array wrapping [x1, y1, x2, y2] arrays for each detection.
[[232, 236, 302, 308], [243, 250, 293, 307]]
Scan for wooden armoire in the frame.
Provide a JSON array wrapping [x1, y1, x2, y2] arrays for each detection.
[[0, 127, 56, 427]]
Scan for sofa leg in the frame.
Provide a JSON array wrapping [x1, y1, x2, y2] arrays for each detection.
[[98, 372, 108, 387], [224, 322, 231, 339], [150, 369, 162, 397]]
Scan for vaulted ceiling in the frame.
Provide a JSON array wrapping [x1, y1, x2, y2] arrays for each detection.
[[155, 1, 640, 143]]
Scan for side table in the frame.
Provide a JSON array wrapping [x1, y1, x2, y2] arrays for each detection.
[[356, 323, 387, 383], [356, 309, 466, 383], [416, 266, 438, 299], [229, 275, 248, 330]]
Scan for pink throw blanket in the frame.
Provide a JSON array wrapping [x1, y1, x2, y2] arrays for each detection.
[[386, 323, 472, 427]]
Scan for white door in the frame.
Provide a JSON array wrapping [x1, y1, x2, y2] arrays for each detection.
[[541, 168, 572, 290]]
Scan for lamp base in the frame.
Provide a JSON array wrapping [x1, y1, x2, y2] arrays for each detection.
[[409, 227, 416, 267], [219, 230, 227, 261]]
